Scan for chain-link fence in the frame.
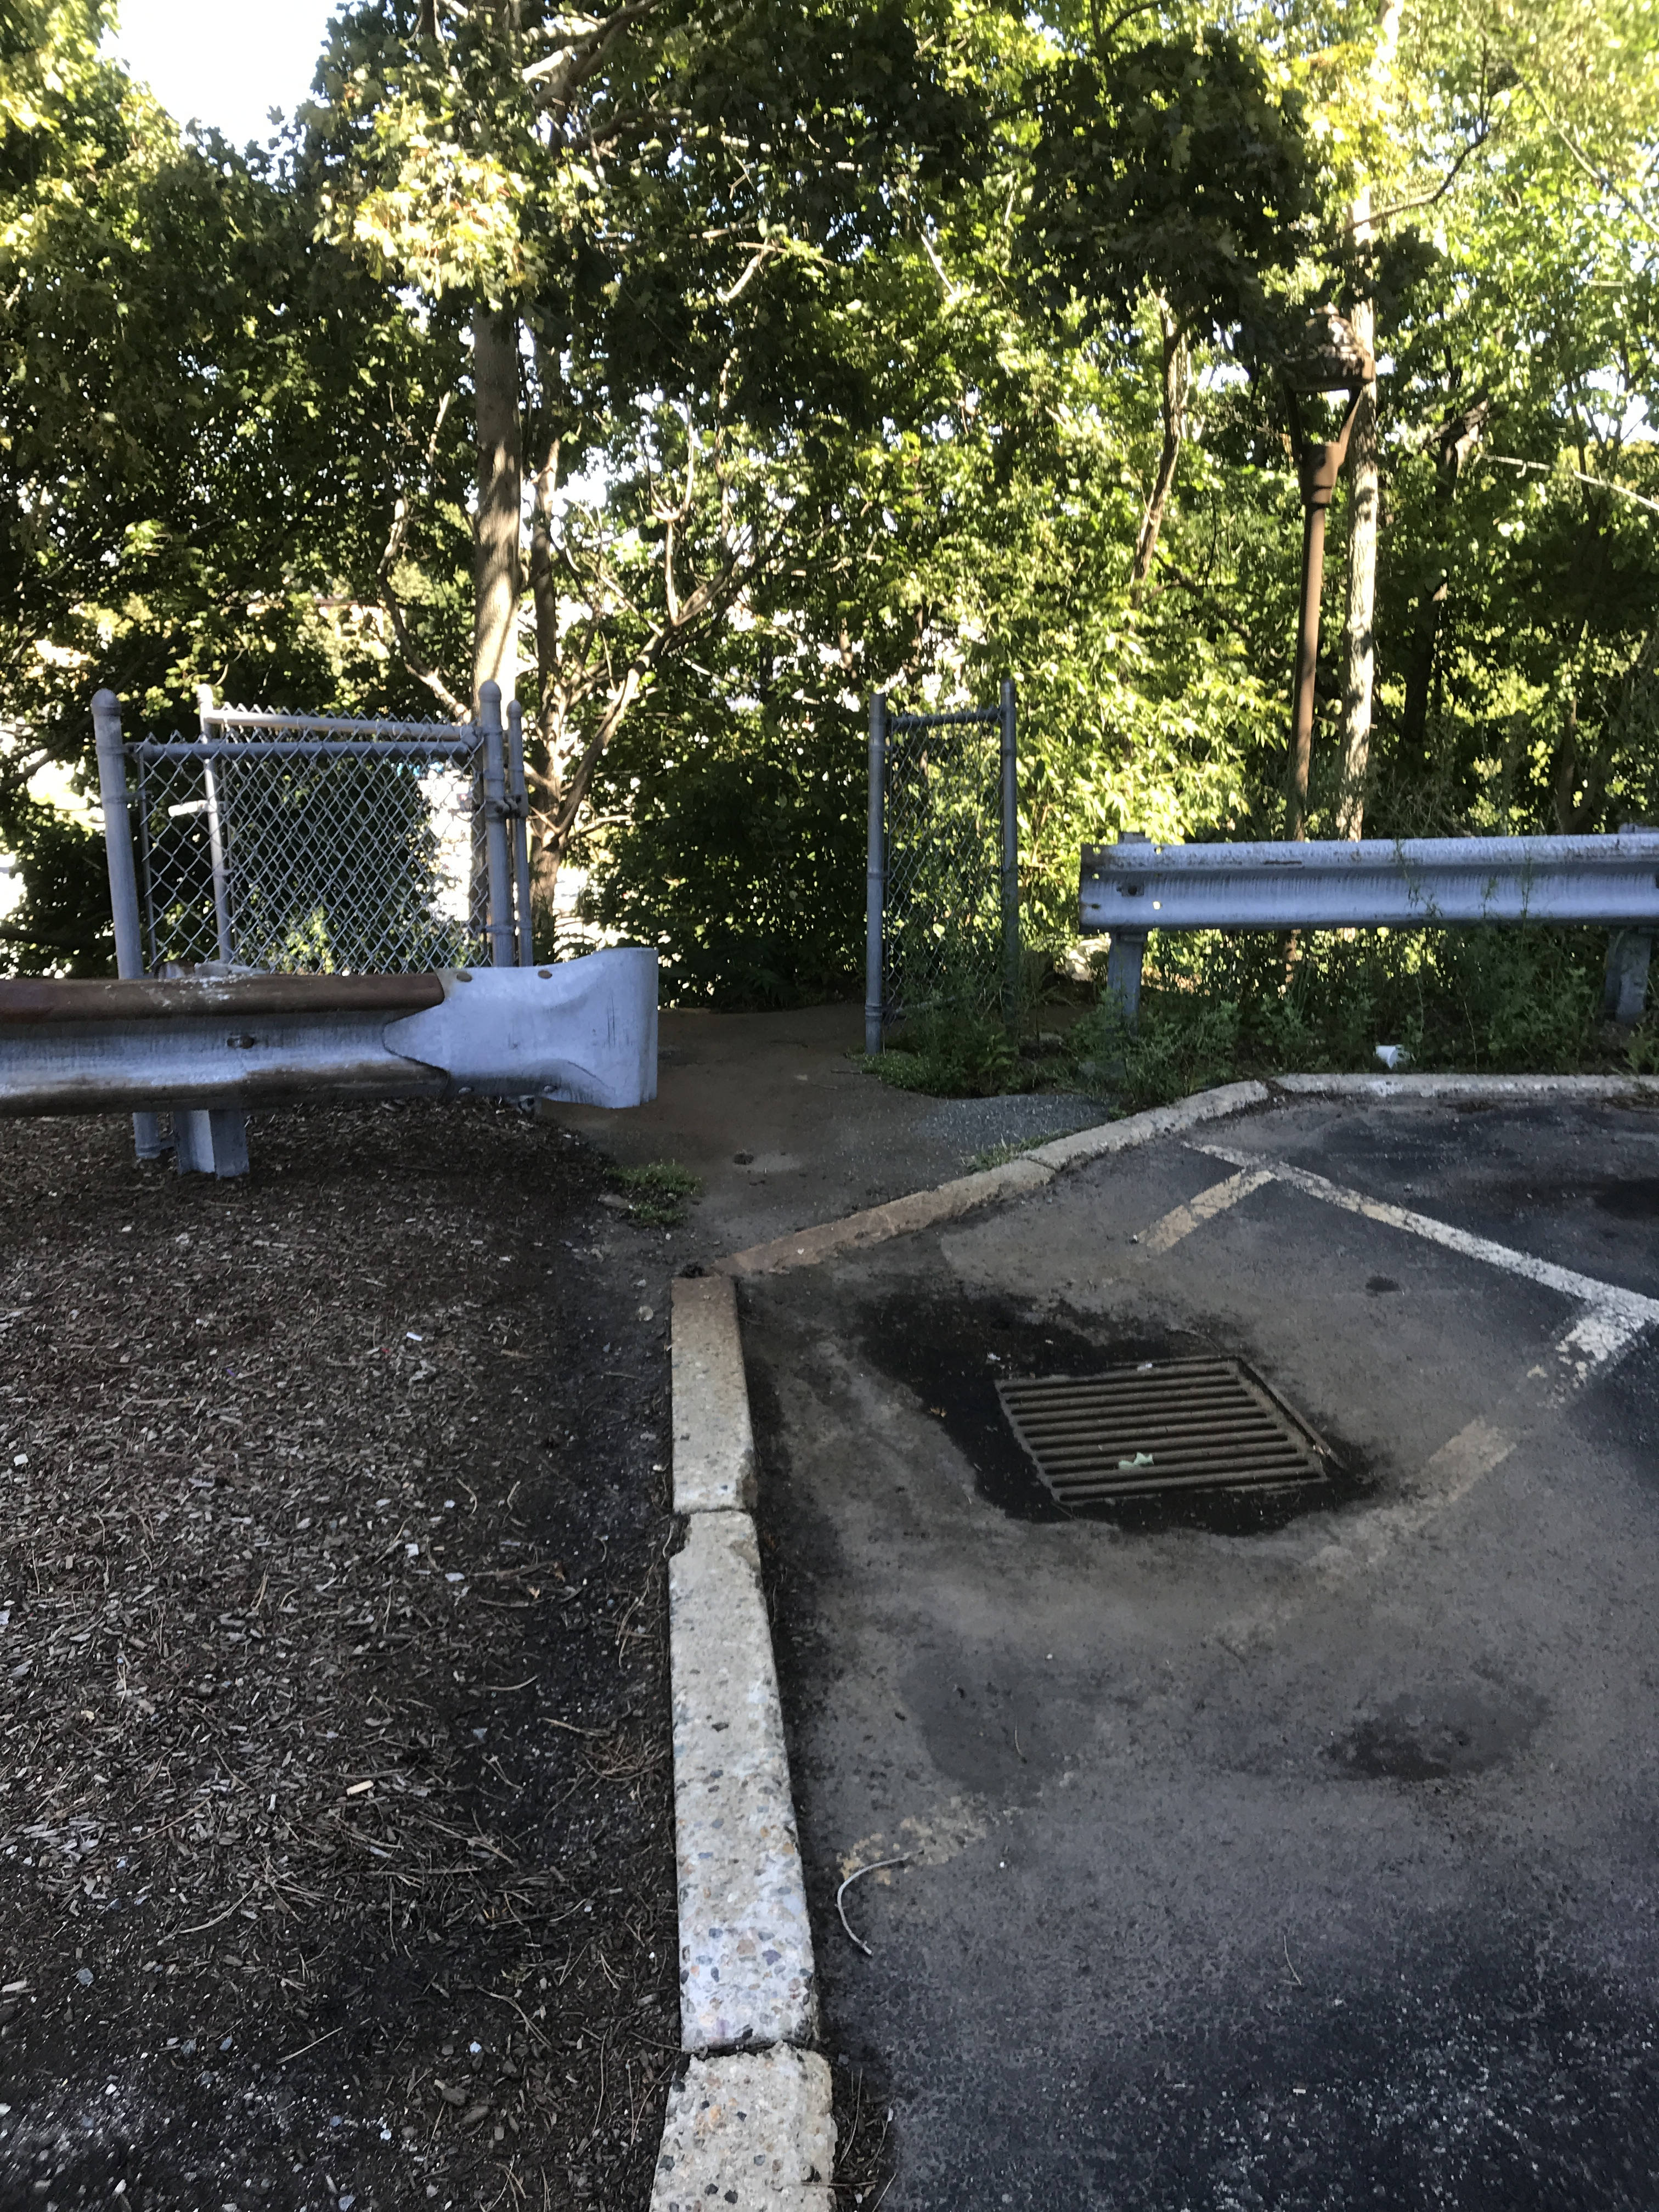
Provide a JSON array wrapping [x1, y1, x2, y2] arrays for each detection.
[[865, 684, 1019, 1051], [98, 692, 533, 976]]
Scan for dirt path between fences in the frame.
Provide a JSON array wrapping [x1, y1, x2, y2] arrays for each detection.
[[0, 1098, 685, 2212]]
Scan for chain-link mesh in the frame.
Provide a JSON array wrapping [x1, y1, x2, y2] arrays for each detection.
[[882, 706, 1009, 1023], [130, 713, 487, 974]]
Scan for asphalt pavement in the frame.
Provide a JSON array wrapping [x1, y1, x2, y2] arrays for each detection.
[[552, 999, 1107, 1255], [740, 1089, 1659, 2210]]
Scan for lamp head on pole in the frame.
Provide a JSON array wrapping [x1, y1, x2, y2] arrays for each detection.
[[1280, 305, 1375, 400]]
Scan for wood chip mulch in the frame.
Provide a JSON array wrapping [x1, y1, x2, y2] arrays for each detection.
[[0, 1098, 681, 2211]]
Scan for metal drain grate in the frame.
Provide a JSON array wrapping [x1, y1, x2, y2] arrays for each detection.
[[996, 1358, 1330, 1505]]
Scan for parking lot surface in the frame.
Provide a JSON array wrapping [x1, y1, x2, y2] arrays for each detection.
[[742, 1091, 1659, 2209]]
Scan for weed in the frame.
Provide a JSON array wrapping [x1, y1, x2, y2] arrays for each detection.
[[963, 1129, 1090, 1172], [609, 1160, 702, 1226], [859, 1005, 1033, 1098], [859, 927, 1639, 1107]]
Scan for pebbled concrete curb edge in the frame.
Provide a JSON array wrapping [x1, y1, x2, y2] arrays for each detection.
[[672, 1274, 756, 1513], [653, 1280, 832, 2210], [652, 2047, 836, 2211]]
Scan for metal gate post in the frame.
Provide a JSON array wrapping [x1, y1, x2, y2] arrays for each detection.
[[1000, 678, 1019, 1032], [195, 685, 234, 963], [479, 681, 514, 969], [92, 689, 167, 1160], [506, 697, 535, 967], [865, 692, 887, 1054]]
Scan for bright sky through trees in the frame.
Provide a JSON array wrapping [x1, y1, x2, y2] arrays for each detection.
[[109, 0, 336, 149]]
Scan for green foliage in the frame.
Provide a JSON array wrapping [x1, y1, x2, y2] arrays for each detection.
[[585, 687, 866, 1008], [608, 1160, 702, 1226], [860, 1006, 1032, 1098], [1022, 29, 1321, 353], [1071, 927, 1614, 1109], [1, 0, 1656, 1058]]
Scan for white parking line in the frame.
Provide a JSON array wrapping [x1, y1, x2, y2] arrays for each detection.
[[1192, 1140, 1659, 1390], [1137, 1167, 1274, 1255]]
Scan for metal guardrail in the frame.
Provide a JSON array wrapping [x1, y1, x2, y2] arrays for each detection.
[[1080, 831, 1659, 1027], [0, 953, 659, 1176]]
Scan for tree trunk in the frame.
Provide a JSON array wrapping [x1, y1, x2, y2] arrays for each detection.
[[1336, 0, 1404, 838], [1400, 568, 1446, 759], [527, 438, 566, 912], [471, 306, 522, 713], [1336, 280, 1379, 837], [1130, 302, 1189, 603]]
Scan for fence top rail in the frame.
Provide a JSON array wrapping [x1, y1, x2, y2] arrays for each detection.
[[199, 707, 478, 741], [1080, 831, 1659, 933], [887, 707, 1003, 730], [132, 736, 480, 763]]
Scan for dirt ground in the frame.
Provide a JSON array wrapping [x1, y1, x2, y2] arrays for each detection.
[[0, 1097, 683, 2212]]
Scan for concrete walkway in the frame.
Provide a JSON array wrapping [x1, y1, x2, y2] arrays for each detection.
[[740, 1088, 1659, 2209], [555, 1000, 1107, 1255]]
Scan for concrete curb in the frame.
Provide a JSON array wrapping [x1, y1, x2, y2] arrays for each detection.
[[672, 1274, 756, 1513], [1266, 1071, 1659, 1104], [652, 2047, 836, 2211], [653, 1280, 831, 2210], [714, 1071, 1659, 1279]]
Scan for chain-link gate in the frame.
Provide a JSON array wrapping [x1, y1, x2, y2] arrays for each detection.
[[93, 684, 534, 977], [864, 681, 1019, 1052]]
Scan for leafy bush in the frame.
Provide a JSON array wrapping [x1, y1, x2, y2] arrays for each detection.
[[585, 694, 864, 1009], [1070, 925, 1612, 1110]]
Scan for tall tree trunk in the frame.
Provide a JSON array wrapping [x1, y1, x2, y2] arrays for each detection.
[[1130, 301, 1189, 603], [1400, 396, 1488, 760], [1336, 0, 1405, 839], [471, 306, 522, 713], [1336, 275, 1379, 837], [1400, 568, 1446, 758], [527, 437, 566, 909]]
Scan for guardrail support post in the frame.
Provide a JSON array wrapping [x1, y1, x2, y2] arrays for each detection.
[[1605, 929, 1654, 1028], [1000, 679, 1019, 1034], [865, 693, 887, 1056], [174, 1108, 251, 1178], [92, 688, 167, 1161], [479, 681, 514, 969], [1104, 831, 1150, 1032]]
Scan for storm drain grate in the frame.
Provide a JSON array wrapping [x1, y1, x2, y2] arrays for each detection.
[[996, 1357, 1331, 1505]]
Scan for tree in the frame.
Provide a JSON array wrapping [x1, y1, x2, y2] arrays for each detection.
[[0, 0, 467, 970], [1020, 20, 1321, 597], [302, 0, 980, 919]]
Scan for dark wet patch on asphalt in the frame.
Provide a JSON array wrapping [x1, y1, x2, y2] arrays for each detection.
[[855, 1284, 1378, 1537], [1328, 1681, 1548, 1782]]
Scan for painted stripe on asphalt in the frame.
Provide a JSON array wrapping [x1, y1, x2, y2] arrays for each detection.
[[1193, 1139, 1658, 1390], [1193, 1140, 1659, 1327], [1138, 1167, 1274, 1255]]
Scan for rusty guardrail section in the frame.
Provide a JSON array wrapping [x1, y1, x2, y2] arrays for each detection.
[[0, 953, 658, 1175]]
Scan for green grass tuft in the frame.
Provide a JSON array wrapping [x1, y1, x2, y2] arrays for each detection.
[[609, 1160, 702, 1226]]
